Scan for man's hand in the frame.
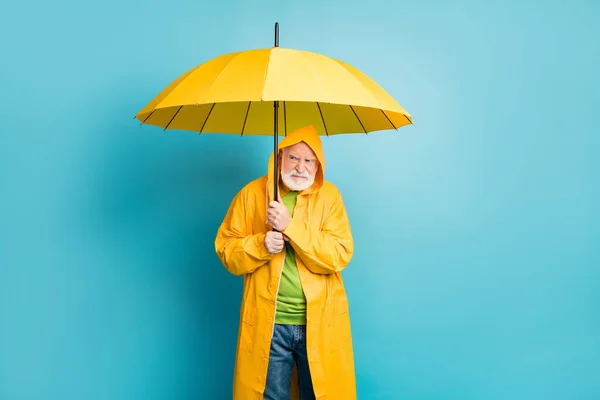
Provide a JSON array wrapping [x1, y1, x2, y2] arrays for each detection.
[[264, 231, 285, 254], [266, 201, 291, 232]]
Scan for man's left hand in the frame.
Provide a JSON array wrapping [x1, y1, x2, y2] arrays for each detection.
[[267, 201, 291, 232]]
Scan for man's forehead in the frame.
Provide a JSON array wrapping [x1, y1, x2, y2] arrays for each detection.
[[286, 141, 316, 158]]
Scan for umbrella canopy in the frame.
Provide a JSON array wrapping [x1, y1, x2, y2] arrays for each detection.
[[135, 23, 412, 199], [135, 50, 412, 136]]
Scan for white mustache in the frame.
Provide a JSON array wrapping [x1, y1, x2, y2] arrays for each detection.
[[285, 171, 309, 179]]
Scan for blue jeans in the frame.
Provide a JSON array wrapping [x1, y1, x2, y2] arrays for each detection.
[[264, 324, 315, 400]]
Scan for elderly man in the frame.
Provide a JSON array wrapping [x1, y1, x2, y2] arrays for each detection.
[[215, 125, 356, 400]]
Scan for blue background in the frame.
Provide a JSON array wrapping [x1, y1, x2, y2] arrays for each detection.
[[1, 0, 599, 399]]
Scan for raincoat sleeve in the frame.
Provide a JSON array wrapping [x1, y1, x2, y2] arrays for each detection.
[[215, 190, 274, 276], [283, 191, 353, 275]]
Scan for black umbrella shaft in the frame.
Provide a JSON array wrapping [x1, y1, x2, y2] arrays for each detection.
[[274, 100, 279, 203], [273, 21, 280, 205]]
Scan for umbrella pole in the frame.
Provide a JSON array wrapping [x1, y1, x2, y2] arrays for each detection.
[[273, 22, 280, 203], [274, 101, 279, 202]]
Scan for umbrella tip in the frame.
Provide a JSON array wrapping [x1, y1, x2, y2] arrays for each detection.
[[274, 22, 279, 47]]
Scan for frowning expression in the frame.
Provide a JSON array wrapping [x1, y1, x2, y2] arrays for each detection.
[[280, 141, 318, 191]]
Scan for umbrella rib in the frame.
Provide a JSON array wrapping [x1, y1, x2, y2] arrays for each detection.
[[196, 52, 243, 105], [241, 102, 251, 136], [138, 64, 201, 118], [332, 59, 383, 109], [141, 110, 155, 125], [381, 110, 397, 130], [317, 102, 329, 136], [199, 104, 215, 133], [164, 106, 183, 131], [298, 51, 329, 101], [350, 106, 367, 134]]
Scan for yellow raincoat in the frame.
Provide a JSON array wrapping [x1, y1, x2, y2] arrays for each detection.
[[215, 125, 356, 399]]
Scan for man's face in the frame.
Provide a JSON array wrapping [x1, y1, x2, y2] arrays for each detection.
[[280, 141, 319, 191]]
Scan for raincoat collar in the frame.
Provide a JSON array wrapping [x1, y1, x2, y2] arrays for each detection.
[[267, 125, 325, 202]]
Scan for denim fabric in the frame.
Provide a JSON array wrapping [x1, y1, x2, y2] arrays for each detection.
[[264, 324, 315, 400]]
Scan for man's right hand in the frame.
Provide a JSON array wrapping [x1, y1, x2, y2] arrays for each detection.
[[265, 231, 285, 254]]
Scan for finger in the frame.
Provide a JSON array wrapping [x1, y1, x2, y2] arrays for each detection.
[[268, 211, 281, 221]]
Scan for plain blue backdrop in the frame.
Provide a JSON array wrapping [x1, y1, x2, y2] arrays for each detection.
[[1, 0, 599, 399]]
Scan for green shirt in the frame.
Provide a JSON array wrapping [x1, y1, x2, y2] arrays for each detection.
[[275, 191, 307, 325]]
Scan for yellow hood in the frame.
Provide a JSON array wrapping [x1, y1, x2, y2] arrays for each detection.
[[267, 125, 325, 201]]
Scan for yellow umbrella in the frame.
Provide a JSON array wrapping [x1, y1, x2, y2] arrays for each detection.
[[135, 23, 412, 199]]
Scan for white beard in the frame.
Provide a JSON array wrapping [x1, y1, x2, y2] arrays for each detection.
[[281, 169, 315, 191]]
